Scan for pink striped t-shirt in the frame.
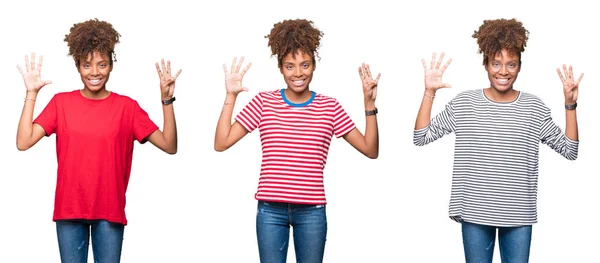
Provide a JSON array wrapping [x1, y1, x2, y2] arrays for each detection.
[[235, 89, 356, 204]]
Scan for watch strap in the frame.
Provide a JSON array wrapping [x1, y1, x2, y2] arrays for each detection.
[[365, 108, 378, 116]]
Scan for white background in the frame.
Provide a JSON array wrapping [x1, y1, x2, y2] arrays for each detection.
[[1, 0, 598, 262]]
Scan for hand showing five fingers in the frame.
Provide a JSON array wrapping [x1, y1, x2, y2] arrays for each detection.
[[359, 63, 381, 102], [422, 52, 452, 92], [17, 52, 52, 93], [156, 59, 182, 100], [223, 56, 252, 95], [556, 64, 583, 105]]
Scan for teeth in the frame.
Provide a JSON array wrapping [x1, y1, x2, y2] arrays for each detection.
[[89, 79, 101, 84], [496, 78, 509, 84]]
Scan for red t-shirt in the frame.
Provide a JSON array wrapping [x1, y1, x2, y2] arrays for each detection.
[[34, 90, 158, 225]]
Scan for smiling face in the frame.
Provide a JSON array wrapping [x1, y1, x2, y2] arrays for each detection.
[[279, 50, 315, 95], [485, 48, 521, 92], [78, 51, 112, 95]]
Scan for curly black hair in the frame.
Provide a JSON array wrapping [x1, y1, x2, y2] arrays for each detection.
[[472, 18, 529, 65], [265, 19, 324, 68], [64, 18, 121, 67]]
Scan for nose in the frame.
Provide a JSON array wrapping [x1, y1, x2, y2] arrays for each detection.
[[294, 66, 302, 77], [91, 65, 100, 76], [499, 64, 509, 75]]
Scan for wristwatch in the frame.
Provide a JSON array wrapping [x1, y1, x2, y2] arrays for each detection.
[[365, 108, 378, 116], [162, 97, 176, 105], [565, 102, 577, 110]]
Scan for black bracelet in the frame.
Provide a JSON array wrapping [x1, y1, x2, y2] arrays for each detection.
[[365, 108, 378, 116], [565, 102, 577, 110], [162, 97, 176, 105]]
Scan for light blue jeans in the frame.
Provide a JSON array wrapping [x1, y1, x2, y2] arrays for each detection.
[[462, 221, 532, 263], [56, 219, 124, 263], [256, 201, 327, 263]]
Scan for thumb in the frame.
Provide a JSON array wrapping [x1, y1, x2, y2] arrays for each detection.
[[241, 87, 249, 92], [441, 83, 452, 89]]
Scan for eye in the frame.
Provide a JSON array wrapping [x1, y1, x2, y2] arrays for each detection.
[[302, 63, 309, 68], [286, 65, 293, 70], [508, 63, 517, 69], [491, 62, 500, 67], [83, 64, 90, 69]]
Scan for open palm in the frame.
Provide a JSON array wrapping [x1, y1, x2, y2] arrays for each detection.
[[359, 63, 381, 101], [223, 56, 251, 94], [156, 59, 182, 100], [17, 52, 52, 92], [557, 64, 583, 104], [422, 52, 451, 91]]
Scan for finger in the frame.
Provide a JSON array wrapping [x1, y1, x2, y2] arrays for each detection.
[[436, 52, 445, 69], [161, 59, 167, 75], [562, 64, 568, 79], [25, 55, 30, 72], [167, 60, 171, 75], [31, 52, 36, 70], [358, 66, 364, 79], [569, 65, 573, 80], [441, 83, 452, 89], [155, 62, 163, 79], [375, 73, 381, 83], [241, 87, 249, 92], [421, 58, 427, 71], [223, 64, 228, 74], [45, 80, 52, 85], [441, 58, 452, 73], [236, 56, 245, 73], [172, 69, 182, 81], [17, 65, 25, 76], [231, 57, 237, 73], [556, 68, 566, 83], [430, 52, 436, 69], [366, 64, 372, 79], [38, 55, 44, 73], [575, 72, 584, 86], [241, 62, 252, 76]]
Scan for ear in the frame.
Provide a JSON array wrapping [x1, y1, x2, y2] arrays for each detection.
[[279, 66, 283, 74]]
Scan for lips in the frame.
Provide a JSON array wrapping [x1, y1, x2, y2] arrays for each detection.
[[87, 78, 103, 85], [495, 77, 510, 85], [291, 79, 306, 87]]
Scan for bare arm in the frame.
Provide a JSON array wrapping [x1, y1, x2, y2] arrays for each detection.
[[16, 53, 52, 151], [146, 59, 181, 154], [214, 57, 252, 152], [414, 52, 452, 130], [343, 63, 380, 159]]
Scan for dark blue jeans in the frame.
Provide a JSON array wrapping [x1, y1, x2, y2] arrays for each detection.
[[462, 221, 532, 263], [56, 219, 124, 263], [256, 201, 327, 263]]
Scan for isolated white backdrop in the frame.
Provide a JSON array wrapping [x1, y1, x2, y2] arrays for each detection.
[[1, 0, 597, 262]]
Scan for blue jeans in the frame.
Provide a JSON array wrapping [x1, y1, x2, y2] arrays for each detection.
[[256, 201, 327, 263], [462, 221, 532, 263], [56, 220, 124, 263]]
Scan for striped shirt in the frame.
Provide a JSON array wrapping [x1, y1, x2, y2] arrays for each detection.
[[235, 89, 356, 204], [414, 89, 578, 227]]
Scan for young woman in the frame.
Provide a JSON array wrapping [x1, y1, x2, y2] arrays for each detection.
[[16, 18, 181, 263], [214, 19, 380, 262], [413, 18, 581, 262]]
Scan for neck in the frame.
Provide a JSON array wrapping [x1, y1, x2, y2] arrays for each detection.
[[484, 87, 519, 102], [81, 87, 111, 100], [284, 87, 313, 104]]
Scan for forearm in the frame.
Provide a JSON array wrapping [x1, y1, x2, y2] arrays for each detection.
[[214, 93, 238, 149], [363, 101, 379, 158], [160, 103, 178, 152], [16, 91, 38, 150], [564, 108, 578, 141], [414, 90, 436, 130]]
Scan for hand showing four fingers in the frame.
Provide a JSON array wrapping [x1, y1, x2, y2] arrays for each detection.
[[17, 52, 52, 93], [422, 52, 452, 92], [359, 63, 381, 102], [556, 64, 583, 105], [156, 59, 182, 100]]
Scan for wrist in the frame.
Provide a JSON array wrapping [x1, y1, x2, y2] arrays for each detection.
[[565, 102, 577, 110], [364, 101, 376, 110]]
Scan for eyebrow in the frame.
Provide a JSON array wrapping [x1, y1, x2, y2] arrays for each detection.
[[283, 60, 311, 64]]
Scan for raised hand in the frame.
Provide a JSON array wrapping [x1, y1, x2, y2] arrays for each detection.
[[17, 52, 52, 93], [422, 52, 452, 92], [359, 63, 381, 102], [223, 56, 251, 95], [155, 59, 182, 100], [556, 64, 583, 105]]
